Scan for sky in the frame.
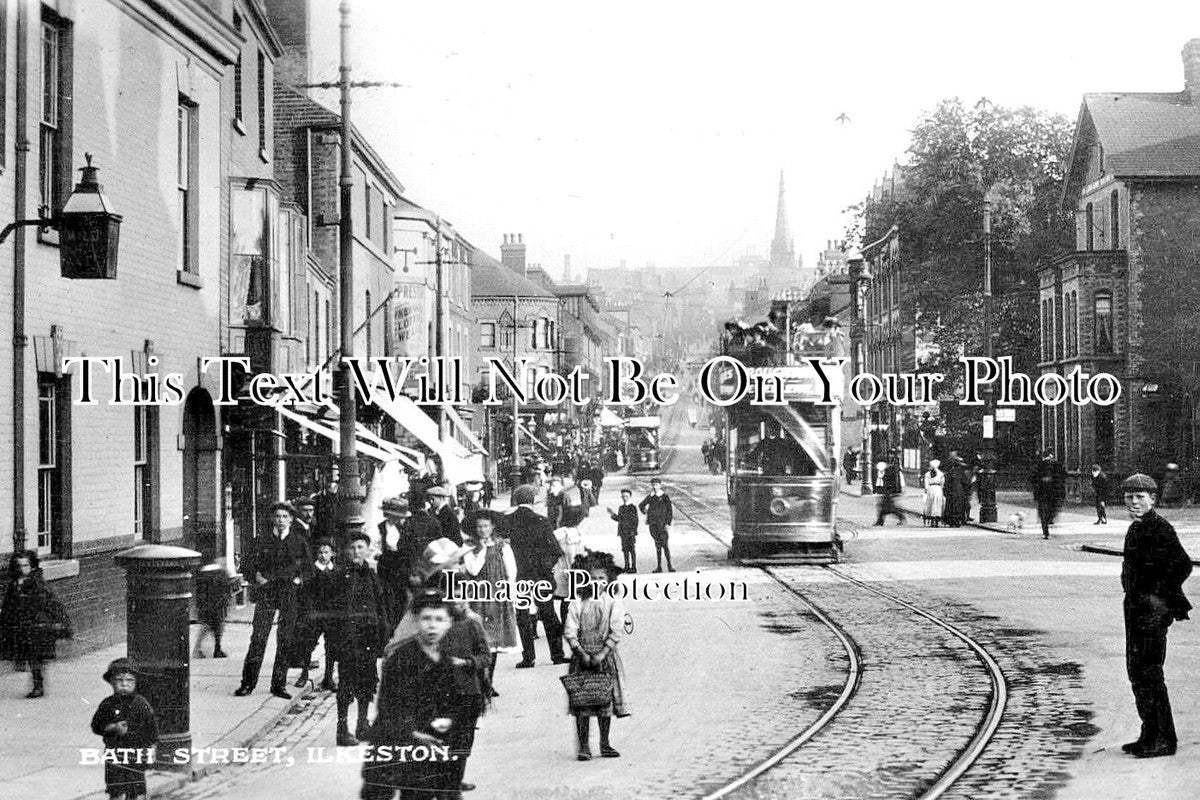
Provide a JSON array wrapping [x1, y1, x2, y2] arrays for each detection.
[[299, 0, 1200, 278]]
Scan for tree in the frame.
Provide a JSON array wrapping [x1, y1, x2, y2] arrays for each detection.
[[845, 98, 1074, 448]]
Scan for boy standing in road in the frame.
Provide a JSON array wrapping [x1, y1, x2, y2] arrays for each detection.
[[639, 478, 674, 573], [608, 489, 640, 573], [1119, 473, 1192, 758]]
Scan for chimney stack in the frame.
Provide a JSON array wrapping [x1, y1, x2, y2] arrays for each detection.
[[1184, 39, 1200, 104], [501, 233, 527, 276], [564, 254, 572, 282]]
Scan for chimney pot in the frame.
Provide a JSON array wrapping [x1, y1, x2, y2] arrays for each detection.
[[1185, 39, 1200, 104]]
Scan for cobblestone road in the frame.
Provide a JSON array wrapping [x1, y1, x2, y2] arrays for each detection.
[[673, 477, 1096, 800]]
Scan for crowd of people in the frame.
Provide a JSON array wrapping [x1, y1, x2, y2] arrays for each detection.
[[202, 465, 655, 799]]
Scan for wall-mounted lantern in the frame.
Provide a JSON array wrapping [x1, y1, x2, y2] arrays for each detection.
[[59, 154, 122, 279], [0, 153, 122, 279]]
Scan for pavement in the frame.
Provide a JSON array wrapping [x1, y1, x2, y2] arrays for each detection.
[[844, 483, 1200, 560], [0, 593, 322, 800], [9, 450, 1200, 799]]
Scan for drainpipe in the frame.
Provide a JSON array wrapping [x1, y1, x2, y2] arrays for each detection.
[[12, 1, 29, 553]]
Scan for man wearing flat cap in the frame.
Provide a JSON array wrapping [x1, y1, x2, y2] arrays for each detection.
[[504, 484, 566, 667], [377, 498, 415, 632], [236, 501, 310, 699], [427, 485, 463, 545], [1119, 473, 1192, 758]]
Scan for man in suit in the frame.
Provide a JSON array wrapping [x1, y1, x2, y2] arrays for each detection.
[[427, 485, 463, 545], [503, 484, 566, 668], [236, 502, 311, 698], [1032, 449, 1067, 539], [1119, 473, 1192, 758], [545, 476, 566, 528]]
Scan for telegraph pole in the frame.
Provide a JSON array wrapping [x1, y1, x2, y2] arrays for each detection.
[[978, 190, 998, 523], [335, 0, 364, 539], [435, 219, 447, 440]]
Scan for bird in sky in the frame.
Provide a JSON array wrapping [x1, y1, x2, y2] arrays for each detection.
[[835, 113, 851, 124]]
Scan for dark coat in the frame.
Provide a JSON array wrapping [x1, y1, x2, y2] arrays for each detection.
[[0, 572, 71, 662], [434, 503, 463, 545], [443, 610, 492, 700], [639, 493, 674, 527], [942, 460, 968, 523], [882, 463, 902, 495], [299, 562, 340, 619], [329, 561, 389, 662], [91, 692, 158, 749], [502, 506, 562, 584], [610, 504, 639, 538], [366, 639, 455, 746], [311, 489, 340, 543], [545, 492, 565, 528], [1091, 472, 1110, 502], [1032, 458, 1067, 505], [1122, 510, 1193, 620], [250, 528, 311, 602]]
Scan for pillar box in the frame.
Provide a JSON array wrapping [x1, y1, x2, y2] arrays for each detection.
[[115, 544, 201, 769]]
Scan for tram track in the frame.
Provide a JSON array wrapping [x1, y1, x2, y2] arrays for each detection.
[[648, 407, 1008, 800]]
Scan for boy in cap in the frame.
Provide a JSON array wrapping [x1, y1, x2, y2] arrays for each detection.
[[91, 659, 158, 800], [639, 478, 674, 572], [332, 531, 389, 746], [608, 489, 640, 572], [1119, 473, 1192, 758], [295, 539, 339, 690]]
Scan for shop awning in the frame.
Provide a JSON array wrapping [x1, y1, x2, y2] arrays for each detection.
[[278, 405, 418, 467], [598, 407, 625, 428], [370, 391, 484, 485], [444, 404, 488, 454], [518, 421, 553, 452]]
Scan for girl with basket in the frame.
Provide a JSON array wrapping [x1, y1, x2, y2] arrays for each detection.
[[562, 552, 629, 761]]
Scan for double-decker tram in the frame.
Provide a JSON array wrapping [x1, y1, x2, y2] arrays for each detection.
[[625, 414, 661, 473], [708, 327, 844, 562]]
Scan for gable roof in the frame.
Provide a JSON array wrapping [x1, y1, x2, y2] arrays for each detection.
[[1084, 92, 1200, 176], [1063, 91, 1200, 205], [471, 255, 557, 299]]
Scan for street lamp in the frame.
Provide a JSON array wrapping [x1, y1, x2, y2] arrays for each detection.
[[0, 154, 123, 278], [848, 250, 874, 495], [335, 0, 364, 540]]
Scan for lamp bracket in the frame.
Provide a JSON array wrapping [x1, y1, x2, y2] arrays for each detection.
[[0, 217, 57, 245]]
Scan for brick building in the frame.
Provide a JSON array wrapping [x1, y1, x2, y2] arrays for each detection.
[[472, 241, 560, 473], [0, 0, 240, 649], [1045, 39, 1200, 477]]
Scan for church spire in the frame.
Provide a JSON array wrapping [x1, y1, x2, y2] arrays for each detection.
[[769, 170, 796, 275]]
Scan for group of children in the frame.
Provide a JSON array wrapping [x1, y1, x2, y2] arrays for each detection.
[[33, 473, 643, 800], [605, 478, 676, 574]]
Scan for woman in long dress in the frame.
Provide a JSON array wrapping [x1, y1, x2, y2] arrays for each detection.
[[461, 513, 518, 697], [943, 456, 967, 527], [923, 460, 945, 527], [553, 505, 589, 623], [563, 553, 630, 761]]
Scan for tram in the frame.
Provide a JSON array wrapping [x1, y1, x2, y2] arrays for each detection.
[[625, 415, 661, 473], [710, 329, 844, 562]]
